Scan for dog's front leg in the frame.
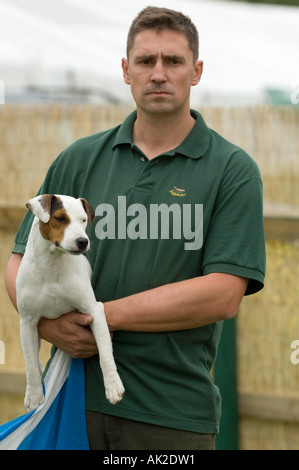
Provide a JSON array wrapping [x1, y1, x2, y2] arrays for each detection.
[[89, 302, 125, 404], [20, 318, 45, 411]]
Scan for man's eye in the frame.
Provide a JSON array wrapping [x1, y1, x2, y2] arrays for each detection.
[[167, 58, 180, 65], [137, 58, 154, 65]]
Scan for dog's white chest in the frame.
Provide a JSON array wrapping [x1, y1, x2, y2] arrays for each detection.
[[17, 249, 92, 319]]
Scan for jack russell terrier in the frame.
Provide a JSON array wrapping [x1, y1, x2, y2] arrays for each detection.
[[16, 194, 125, 411]]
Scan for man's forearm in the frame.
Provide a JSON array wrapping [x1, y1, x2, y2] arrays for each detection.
[[6, 252, 248, 354], [104, 272, 249, 333]]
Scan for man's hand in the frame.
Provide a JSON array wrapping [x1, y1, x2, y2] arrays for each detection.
[[37, 312, 98, 359]]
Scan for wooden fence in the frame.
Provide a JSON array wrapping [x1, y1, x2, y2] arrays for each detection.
[[0, 104, 298, 449]]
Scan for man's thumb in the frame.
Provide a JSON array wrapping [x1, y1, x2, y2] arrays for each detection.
[[76, 313, 94, 326]]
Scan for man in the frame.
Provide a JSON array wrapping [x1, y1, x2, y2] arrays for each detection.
[[6, 7, 265, 450]]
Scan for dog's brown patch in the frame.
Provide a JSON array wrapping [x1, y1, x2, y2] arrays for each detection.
[[39, 199, 71, 246]]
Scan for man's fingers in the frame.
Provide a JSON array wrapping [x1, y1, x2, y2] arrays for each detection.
[[38, 312, 98, 359]]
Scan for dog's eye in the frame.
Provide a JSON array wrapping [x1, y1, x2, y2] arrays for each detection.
[[54, 216, 68, 223], [82, 218, 87, 223]]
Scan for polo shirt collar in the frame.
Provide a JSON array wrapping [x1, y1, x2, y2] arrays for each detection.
[[113, 109, 210, 159]]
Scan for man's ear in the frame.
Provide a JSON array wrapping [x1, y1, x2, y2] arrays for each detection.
[[191, 60, 203, 87], [26, 194, 57, 223], [122, 58, 131, 85]]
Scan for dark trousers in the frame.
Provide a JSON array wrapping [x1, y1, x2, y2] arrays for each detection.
[[86, 410, 216, 450]]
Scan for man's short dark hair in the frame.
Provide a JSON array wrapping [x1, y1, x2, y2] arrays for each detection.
[[126, 6, 199, 62]]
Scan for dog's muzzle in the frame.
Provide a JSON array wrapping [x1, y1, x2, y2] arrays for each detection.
[[75, 237, 89, 251]]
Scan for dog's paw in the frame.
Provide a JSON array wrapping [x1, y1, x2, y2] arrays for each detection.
[[105, 374, 125, 405], [24, 388, 45, 412]]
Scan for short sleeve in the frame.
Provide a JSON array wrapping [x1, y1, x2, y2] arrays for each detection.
[[202, 155, 266, 296]]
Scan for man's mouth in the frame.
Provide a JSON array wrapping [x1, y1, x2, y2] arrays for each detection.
[[148, 90, 171, 97], [145, 86, 172, 96]]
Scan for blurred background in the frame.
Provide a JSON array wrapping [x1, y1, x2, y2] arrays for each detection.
[[1, 0, 299, 106], [0, 0, 298, 450]]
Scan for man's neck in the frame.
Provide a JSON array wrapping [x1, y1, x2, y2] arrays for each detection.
[[132, 107, 196, 160]]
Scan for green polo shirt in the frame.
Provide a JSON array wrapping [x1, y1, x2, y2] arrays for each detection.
[[13, 110, 265, 434]]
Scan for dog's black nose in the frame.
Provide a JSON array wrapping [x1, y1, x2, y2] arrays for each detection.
[[76, 237, 88, 250]]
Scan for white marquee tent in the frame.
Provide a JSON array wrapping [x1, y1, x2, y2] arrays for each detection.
[[1, 0, 298, 105]]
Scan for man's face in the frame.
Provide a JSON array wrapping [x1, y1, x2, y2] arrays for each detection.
[[122, 29, 203, 116]]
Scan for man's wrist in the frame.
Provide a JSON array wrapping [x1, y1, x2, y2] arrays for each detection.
[[104, 300, 122, 332]]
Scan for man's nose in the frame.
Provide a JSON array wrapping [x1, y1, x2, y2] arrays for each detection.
[[151, 61, 167, 82]]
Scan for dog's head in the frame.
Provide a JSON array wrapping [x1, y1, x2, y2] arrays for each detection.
[[26, 194, 95, 254]]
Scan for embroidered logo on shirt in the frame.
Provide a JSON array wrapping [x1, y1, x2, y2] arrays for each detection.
[[169, 186, 186, 197]]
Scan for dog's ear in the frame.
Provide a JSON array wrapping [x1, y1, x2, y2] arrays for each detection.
[[80, 198, 95, 227], [26, 194, 57, 223]]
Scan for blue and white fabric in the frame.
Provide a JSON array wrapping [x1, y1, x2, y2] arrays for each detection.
[[0, 349, 89, 450]]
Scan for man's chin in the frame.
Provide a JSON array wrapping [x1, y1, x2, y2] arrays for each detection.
[[140, 100, 177, 116]]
